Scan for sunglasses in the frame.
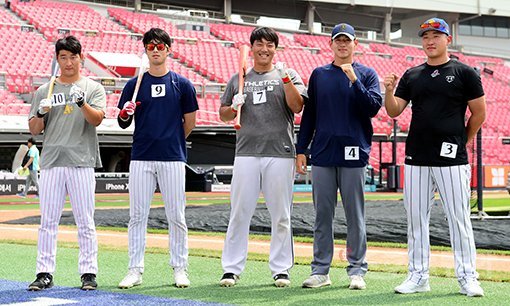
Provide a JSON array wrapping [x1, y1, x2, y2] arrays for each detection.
[[145, 43, 166, 52], [420, 21, 443, 30]]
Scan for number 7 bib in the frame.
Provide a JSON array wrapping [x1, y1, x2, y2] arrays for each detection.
[[252, 90, 267, 104]]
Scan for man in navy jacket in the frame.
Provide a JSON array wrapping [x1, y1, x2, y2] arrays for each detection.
[[297, 23, 382, 290]]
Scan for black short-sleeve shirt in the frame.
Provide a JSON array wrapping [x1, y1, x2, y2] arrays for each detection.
[[395, 60, 484, 166]]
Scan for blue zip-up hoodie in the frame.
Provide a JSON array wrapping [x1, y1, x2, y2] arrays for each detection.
[[296, 62, 382, 167]]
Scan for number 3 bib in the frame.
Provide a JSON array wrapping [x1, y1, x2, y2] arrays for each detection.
[[440, 142, 458, 159]]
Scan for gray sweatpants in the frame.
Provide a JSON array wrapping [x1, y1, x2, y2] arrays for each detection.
[[23, 170, 39, 196], [310, 166, 368, 276]]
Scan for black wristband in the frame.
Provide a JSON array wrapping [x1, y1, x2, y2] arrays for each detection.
[[75, 97, 84, 108], [36, 111, 46, 118]]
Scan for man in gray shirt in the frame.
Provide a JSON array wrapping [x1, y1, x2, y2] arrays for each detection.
[[218, 27, 307, 287], [27, 36, 106, 292]]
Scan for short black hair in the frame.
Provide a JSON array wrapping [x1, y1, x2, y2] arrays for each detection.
[[143, 28, 172, 47], [250, 27, 279, 48], [55, 35, 82, 56], [28, 137, 36, 146]]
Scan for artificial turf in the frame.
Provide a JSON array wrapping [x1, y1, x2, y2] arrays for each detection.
[[1, 242, 510, 305]]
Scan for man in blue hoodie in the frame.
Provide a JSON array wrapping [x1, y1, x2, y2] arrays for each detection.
[[297, 23, 382, 290]]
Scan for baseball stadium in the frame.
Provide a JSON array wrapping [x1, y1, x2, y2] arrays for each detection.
[[1, 0, 510, 305]]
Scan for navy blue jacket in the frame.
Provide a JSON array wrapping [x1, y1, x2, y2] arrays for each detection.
[[296, 62, 382, 167], [118, 71, 198, 162]]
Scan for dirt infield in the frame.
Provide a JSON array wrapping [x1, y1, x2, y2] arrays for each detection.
[[1, 208, 510, 273]]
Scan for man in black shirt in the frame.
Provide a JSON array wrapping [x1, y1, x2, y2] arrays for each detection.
[[384, 18, 486, 297]]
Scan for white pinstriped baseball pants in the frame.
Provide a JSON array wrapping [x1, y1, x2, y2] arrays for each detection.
[[404, 164, 478, 285], [36, 167, 98, 275], [222, 156, 295, 277], [127, 160, 188, 273]]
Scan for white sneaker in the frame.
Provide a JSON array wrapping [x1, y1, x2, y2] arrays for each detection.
[[174, 269, 190, 288], [118, 270, 142, 289], [394, 278, 430, 294], [460, 280, 484, 297], [302, 274, 331, 288], [349, 275, 366, 290]]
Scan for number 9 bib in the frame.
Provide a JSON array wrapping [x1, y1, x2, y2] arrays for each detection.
[[152, 84, 166, 98]]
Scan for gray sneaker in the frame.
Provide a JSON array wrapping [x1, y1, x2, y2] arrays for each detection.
[[349, 275, 366, 290], [302, 274, 331, 288]]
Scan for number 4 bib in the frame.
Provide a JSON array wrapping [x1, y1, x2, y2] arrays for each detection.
[[345, 146, 359, 160]]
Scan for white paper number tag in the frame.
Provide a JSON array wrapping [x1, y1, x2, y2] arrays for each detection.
[[151, 84, 165, 97], [440, 142, 458, 159], [345, 146, 359, 160], [252, 90, 267, 104], [52, 93, 66, 106]]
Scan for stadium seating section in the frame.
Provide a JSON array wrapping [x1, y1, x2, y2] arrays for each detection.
[[0, 0, 508, 167]]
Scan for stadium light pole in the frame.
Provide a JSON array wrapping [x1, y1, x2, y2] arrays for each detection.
[[384, 13, 392, 43], [224, 0, 232, 23], [472, 66, 487, 219], [306, 2, 315, 34], [476, 127, 484, 213]]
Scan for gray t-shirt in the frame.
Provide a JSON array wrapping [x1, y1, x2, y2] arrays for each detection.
[[221, 68, 307, 158], [29, 77, 106, 169]]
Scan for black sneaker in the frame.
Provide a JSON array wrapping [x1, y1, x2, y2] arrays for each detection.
[[81, 273, 97, 290], [219, 273, 239, 287], [274, 273, 291, 287], [28, 273, 53, 291]]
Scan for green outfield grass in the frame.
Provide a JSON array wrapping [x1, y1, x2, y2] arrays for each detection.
[[1, 241, 509, 305], [472, 198, 510, 212]]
